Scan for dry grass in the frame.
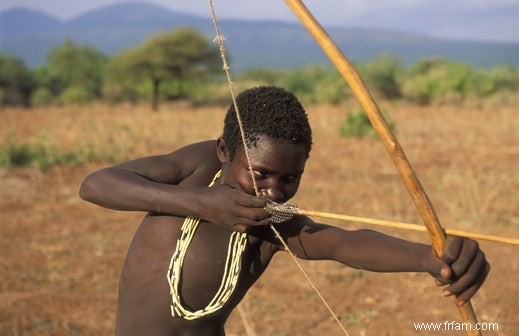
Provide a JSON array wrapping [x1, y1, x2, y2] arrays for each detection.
[[0, 100, 517, 335]]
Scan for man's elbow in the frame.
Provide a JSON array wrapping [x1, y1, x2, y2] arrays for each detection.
[[79, 172, 101, 203]]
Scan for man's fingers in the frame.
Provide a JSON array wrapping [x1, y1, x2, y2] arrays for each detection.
[[435, 276, 452, 287], [449, 239, 479, 278], [235, 194, 267, 207], [441, 236, 463, 264], [234, 206, 271, 222], [443, 250, 487, 297], [454, 260, 490, 306], [225, 184, 267, 208]]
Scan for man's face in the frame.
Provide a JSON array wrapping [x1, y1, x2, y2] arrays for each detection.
[[218, 135, 308, 203]]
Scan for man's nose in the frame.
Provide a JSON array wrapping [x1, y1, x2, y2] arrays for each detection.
[[259, 188, 285, 203]]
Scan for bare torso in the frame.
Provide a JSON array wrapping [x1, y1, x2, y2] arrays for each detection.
[[116, 165, 278, 336]]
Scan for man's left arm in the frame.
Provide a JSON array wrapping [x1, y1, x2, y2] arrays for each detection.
[[279, 219, 490, 305]]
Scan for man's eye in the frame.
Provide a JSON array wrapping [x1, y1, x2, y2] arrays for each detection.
[[284, 175, 300, 183], [253, 171, 268, 179]]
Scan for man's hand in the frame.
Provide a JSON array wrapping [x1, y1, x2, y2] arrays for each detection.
[[429, 236, 490, 306], [195, 184, 271, 233]]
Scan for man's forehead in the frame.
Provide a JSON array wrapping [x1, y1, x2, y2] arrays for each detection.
[[242, 135, 308, 167], [247, 135, 305, 151]]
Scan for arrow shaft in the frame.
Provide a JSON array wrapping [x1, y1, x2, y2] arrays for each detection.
[[297, 209, 519, 246]]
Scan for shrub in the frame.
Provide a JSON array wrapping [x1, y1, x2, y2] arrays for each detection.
[[401, 76, 433, 105], [31, 87, 54, 106], [58, 86, 91, 105], [281, 66, 349, 104], [401, 59, 473, 104], [359, 54, 402, 99], [339, 110, 375, 138], [0, 133, 62, 170], [339, 108, 396, 138], [0, 133, 104, 170], [237, 66, 349, 105], [0, 134, 34, 167], [487, 66, 519, 93]]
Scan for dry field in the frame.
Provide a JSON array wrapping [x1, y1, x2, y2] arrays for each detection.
[[0, 100, 517, 335]]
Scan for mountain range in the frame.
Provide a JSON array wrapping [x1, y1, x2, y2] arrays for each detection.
[[1, 2, 518, 71]]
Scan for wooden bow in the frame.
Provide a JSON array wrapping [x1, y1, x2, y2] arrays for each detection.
[[284, 1, 482, 335]]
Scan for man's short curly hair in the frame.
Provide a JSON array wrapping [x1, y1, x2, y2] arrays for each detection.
[[222, 86, 312, 160]]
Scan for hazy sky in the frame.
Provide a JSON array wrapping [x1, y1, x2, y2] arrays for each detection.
[[2, 0, 519, 43]]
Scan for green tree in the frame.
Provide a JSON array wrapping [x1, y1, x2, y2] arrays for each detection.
[[108, 28, 220, 110], [37, 39, 108, 104], [0, 54, 33, 106]]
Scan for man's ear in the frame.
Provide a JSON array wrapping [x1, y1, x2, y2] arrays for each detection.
[[216, 137, 229, 164]]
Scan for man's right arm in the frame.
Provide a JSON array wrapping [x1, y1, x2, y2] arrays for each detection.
[[79, 140, 270, 231]]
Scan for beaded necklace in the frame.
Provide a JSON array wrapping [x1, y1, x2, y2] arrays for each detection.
[[167, 170, 248, 320]]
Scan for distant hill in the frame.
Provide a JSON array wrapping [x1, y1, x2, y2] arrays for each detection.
[[1, 2, 518, 71], [0, 8, 61, 35]]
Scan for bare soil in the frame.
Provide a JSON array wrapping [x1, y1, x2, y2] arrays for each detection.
[[0, 102, 517, 335]]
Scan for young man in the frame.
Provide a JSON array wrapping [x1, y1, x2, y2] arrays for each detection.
[[80, 86, 489, 335]]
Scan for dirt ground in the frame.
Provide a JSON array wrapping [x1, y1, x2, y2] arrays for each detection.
[[0, 101, 517, 335]]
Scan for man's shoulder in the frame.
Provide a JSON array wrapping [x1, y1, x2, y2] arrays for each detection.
[[165, 140, 220, 185], [170, 140, 218, 163], [163, 139, 218, 166], [181, 140, 217, 152]]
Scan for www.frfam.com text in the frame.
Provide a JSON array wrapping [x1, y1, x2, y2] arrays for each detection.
[[413, 320, 499, 332]]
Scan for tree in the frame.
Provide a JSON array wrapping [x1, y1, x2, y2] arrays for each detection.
[[0, 54, 33, 106], [37, 40, 108, 103], [109, 28, 220, 110]]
